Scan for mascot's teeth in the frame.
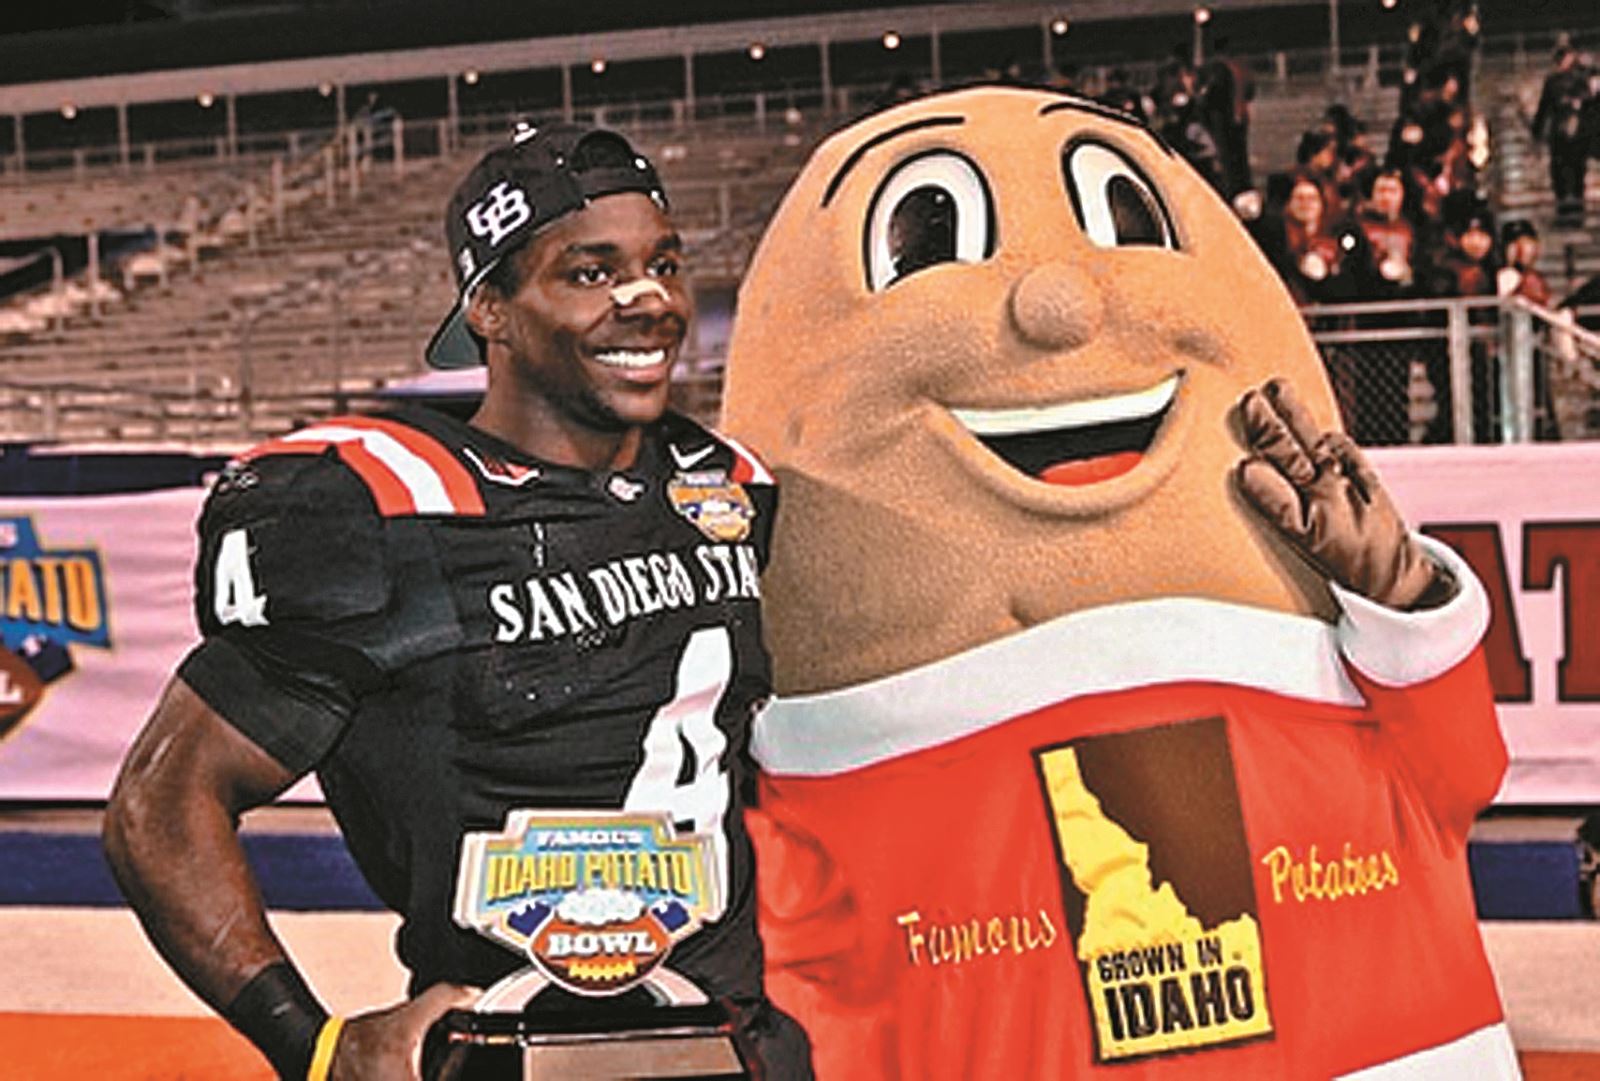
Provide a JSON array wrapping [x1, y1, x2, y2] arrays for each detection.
[[951, 374, 1182, 436], [595, 349, 666, 369]]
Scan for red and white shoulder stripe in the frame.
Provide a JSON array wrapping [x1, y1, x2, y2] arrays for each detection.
[[241, 416, 486, 517], [712, 430, 775, 486]]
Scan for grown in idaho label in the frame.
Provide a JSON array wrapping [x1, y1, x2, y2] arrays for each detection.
[[1033, 717, 1273, 1061], [453, 810, 720, 997]]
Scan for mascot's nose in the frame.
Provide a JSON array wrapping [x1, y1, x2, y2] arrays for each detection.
[[1008, 262, 1103, 352]]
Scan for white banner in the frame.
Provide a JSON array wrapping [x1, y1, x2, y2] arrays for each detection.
[[0, 489, 204, 801], [1371, 444, 1600, 805], [0, 444, 1595, 804]]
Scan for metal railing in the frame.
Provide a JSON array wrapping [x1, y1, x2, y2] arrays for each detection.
[[1302, 297, 1501, 446], [1302, 296, 1600, 446], [5, 295, 1598, 448], [1515, 299, 1600, 442]]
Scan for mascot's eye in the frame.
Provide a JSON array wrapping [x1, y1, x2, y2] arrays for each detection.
[[1063, 142, 1177, 250], [865, 151, 995, 290]]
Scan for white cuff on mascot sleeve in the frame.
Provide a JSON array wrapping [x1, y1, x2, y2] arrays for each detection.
[[1332, 535, 1491, 688]]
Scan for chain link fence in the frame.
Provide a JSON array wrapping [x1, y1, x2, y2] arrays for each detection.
[[1302, 297, 1559, 447], [1522, 302, 1600, 442]]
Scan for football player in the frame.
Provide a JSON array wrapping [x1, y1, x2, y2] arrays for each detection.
[[103, 125, 811, 1080]]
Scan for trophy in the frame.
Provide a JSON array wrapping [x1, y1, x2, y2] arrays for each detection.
[[424, 810, 754, 1080]]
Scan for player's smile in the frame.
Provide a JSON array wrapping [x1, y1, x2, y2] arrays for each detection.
[[586, 342, 678, 390], [952, 372, 1182, 487], [592, 347, 669, 371]]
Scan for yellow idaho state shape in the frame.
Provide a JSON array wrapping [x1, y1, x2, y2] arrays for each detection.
[[721, 86, 1343, 697], [1037, 745, 1272, 1060]]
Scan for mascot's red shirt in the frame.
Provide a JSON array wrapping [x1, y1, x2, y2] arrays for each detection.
[[749, 539, 1519, 1080]]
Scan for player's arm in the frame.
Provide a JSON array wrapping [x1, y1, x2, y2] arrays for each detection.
[[103, 675, 319, 1073], [106, 455, 473, 1080], [104, 687, 474, 1081]]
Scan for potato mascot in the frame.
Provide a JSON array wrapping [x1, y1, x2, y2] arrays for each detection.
[[722, 87, 1517, 1080]]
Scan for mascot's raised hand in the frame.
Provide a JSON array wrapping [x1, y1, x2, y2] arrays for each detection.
[[1235, 378, 1447, 611]]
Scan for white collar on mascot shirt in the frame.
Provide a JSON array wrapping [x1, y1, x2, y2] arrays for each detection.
[[753, 536, 1487, 777]]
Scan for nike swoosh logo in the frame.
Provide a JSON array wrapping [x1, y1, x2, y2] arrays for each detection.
[[670, 444, 716, 470]]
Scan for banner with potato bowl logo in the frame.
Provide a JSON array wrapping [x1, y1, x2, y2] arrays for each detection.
[[0, 489, 210, 800], [453, 810, 721, 996]]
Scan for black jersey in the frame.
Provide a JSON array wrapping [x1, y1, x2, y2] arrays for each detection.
[[179, 406, 778, 1003]]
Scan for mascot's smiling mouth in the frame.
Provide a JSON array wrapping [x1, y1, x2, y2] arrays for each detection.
[[951, 372, 1182, 486]]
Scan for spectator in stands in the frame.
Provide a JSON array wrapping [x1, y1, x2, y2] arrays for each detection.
[[1428, 195, 1501, 440], [1200, 39, 1255, 200], [980, 56, 1031, 87], [1403, 1, 1480, 109], [1433, 5, 1482, 103], [1579, 814, 1600, 918], [1497, 220, 1552, 306], [1342, 167, 1439, 445], [1326, 107, 1380, 211], [1436, 70, 1465, 116], [1270, 174, 1360, 304], [1388, 64, 1471, 206], [1385, 108, 1453, 234], [1352, 167, 1425, 300], [1047, 63, 1082, 96], [1497, 219, 1561, 439], [1153, 47, 1194, 109], [1154, 52, 1225, 192], [1402, 15, 1435, 109], [1437, 103, 1478, 191], [1239, 170, 1293, 255], [1532, 46, 1593, 226], [875, 72, 926, 112], [1428, 195, 1498, 299], [1296, 130, 1346, 221]]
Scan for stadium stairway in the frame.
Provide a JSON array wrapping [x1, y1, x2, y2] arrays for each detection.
[[0, 805, 1596, 1078], [1487, 68, 1600, 299], [1247, 84, 1398, 179]]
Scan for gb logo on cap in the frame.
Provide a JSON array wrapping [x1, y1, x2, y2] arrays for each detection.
[[466, 181, 534, 248]]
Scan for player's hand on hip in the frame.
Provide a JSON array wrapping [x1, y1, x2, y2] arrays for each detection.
[[1234, 378, 1441, 610], [330, 982, 479, 1081]]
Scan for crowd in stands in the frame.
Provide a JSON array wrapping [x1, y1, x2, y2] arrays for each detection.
[[1023, 0, 1600, 445], [1087, 1, 1581, 316], [1246, 109, 1553, 311]]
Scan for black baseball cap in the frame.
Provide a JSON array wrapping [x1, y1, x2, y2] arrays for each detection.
[[425, 123, 668, 369]]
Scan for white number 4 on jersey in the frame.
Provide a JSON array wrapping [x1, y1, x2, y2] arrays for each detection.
[[214, 528, 269, 627], [625, 627, 734, 922]]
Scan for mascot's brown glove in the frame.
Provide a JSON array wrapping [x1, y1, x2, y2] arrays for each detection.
[[1235, 379, 1452, 611]]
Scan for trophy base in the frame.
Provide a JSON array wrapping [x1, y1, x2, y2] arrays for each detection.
[[424, 990, 754, 1080], [429, 1023, 746, 1080]]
